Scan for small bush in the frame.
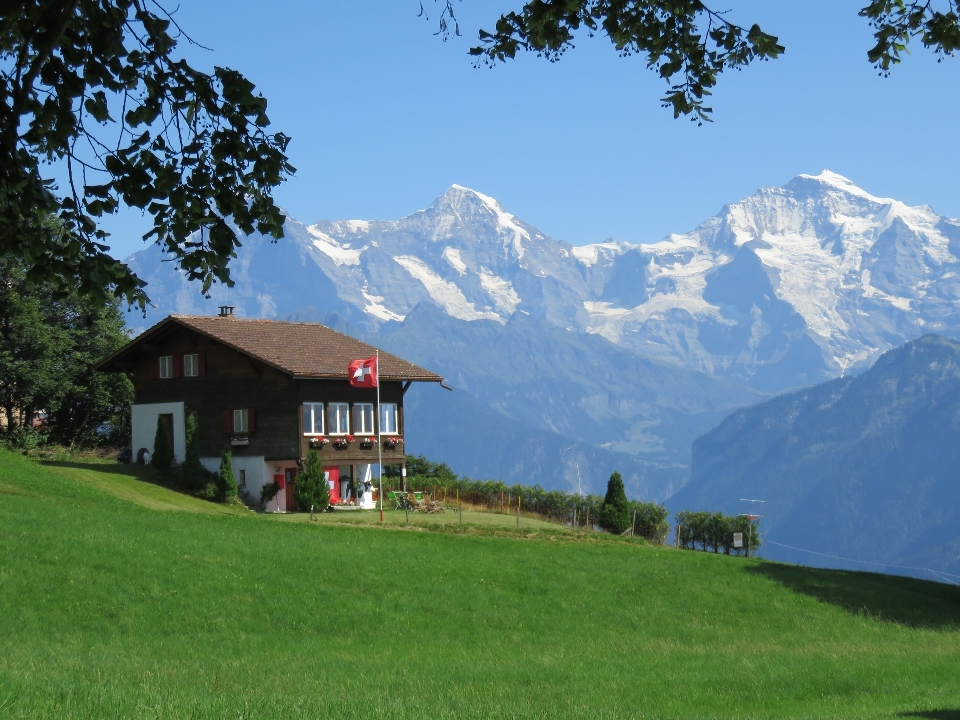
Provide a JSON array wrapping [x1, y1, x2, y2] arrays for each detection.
[[259, 480, 280, 511]]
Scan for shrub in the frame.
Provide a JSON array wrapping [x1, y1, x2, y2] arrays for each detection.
[[259, 480, 280, 511], [294, 449, 329, 512], [628, 500, 670, 543], [217, 447, 238, 502], [599, 471, 631, 534], [181, 414, 204, 490], [150, 415, 172, 470]]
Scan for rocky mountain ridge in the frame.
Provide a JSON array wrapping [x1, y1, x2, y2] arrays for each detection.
[[124, 172, 960, 495]]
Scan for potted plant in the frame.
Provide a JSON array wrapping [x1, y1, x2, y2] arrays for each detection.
[[359, 436, 376, 449], [308, 436, 330, 449], [383, 436, 404, 449], [333, 435, 354, 450]]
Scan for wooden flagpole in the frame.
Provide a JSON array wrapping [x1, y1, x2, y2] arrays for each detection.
[[376, 351, 383, 523]]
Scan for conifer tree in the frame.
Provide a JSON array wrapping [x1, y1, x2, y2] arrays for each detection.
[[181, 414, 204, 490], [218, 447, 239, 502], [294, 449, 330, 513], [599, 471, 630, 534], [151, 415, 172, 470]]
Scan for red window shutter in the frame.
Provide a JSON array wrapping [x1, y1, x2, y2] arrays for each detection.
[[198, 352, 207, 377], [148, 359, 158, 379], [223, 410, 233, 434], [248, 408, 256, 433]]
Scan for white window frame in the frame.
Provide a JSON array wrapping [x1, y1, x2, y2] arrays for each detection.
[[327, 402, 350, 435], [183, 353, 199, 377], [354, 403, 375, 435], [302, 402, 324, 435], [233, 409, 249, 433], [158, 355, 173, 379], [380, 403, 399, 435]]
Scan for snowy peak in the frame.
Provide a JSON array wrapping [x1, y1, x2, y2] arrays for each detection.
[[127, 171, 960, 395]]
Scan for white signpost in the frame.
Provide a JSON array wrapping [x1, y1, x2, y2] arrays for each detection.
[[733, 532, 743, 549]]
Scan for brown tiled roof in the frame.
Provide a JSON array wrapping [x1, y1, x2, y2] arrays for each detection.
[[98, 315, 444, 382]]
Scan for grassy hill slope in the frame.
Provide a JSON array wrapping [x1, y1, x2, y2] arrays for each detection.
[[0, 449, 958, 719]]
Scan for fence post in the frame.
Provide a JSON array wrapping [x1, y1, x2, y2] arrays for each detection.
[[458, 488, 462, 524], [631, 509, 636, 537], [516, 495, 520, 528]]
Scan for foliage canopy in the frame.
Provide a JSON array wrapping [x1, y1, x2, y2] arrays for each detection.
[[431, 0, 960, 123], [0, 0, 294, 310], [0, 254, 132, 449]]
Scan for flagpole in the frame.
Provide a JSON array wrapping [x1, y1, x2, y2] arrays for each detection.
[[376, 350, 383, 523]]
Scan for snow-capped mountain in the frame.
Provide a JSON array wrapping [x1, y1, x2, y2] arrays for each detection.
[[124, 172, 960, 496], [130, 171, 960, 392]]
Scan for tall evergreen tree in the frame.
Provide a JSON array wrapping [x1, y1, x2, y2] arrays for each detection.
[[150, 416, 172, 471], [294, 449, 330, 513], [218, 447, 239, 502], [181, 414, 204, 490], [599, 471, 631, 534]]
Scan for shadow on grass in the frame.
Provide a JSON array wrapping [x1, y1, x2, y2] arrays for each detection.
[[897, 711, 960, 719], [746, 562, 960, 630]]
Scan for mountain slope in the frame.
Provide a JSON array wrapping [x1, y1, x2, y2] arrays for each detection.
[[669, 334, 960, 579], [122, 172, 960, 495]]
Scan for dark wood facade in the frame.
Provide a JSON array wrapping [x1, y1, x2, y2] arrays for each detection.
[[124, 323, 409, 465]]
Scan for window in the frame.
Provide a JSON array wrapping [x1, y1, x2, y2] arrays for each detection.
[[233, 409, 249, 433], [380, 403, 398, 434], [183, 353, 199, 377], [303, 402, 324, 435], [238, 469, 246, 488], [327, 403, 350, 435], [158, 356, 173, 379], [354, 403, 375, 435]]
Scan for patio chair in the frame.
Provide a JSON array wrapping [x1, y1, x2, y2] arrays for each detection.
[[408, 492, 429, 513], [387, 491, 404, 510], [422, 493, 444, 514]]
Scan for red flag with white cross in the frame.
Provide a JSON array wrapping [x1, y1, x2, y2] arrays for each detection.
[[348, 356, 378, 388]]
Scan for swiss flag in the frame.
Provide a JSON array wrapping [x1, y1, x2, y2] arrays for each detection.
[[348, 355, 378, 388]]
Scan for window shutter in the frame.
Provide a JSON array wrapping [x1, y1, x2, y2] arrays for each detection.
[[148, 358, 159, 379], [248, 408, 256, 433], [198, 352, 206, 377], [172, 354, 182, 379], [223, 410, 233, 434]]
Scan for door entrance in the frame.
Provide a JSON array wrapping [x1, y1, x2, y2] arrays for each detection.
[[285, 467, 298, 511], [324, 466, 340, 504]]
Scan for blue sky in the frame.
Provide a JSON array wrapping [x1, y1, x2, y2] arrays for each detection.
[[102, 1, 960, 259]]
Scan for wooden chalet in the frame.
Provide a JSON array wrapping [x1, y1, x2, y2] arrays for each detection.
[[96, 309, 445, 511]]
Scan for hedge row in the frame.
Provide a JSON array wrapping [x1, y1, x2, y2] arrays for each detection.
[[386, 455, 669, 543], [675, 510, 760, 556]]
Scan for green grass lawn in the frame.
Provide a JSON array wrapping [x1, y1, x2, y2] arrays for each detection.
[[1, 450, 958, 719]]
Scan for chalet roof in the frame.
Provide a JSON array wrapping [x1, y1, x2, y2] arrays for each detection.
[[97, 314, 445, 383]]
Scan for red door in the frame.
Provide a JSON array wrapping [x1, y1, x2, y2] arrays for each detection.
[[285, 468, 298, 511], [324, 466, 340, 504]]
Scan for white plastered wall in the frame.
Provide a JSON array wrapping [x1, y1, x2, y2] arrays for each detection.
[[131, 402, 186, 465], [200, 456, 299, 512]]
